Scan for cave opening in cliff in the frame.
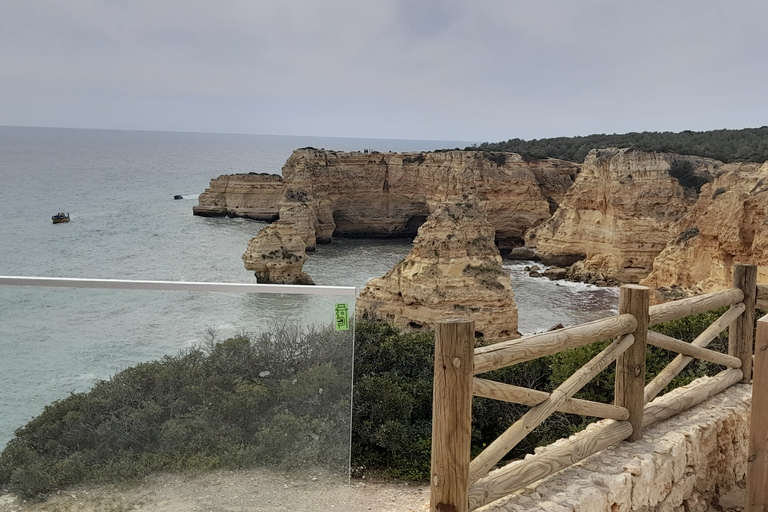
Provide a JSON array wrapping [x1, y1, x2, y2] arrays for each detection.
[[404, 215, 428, 237]]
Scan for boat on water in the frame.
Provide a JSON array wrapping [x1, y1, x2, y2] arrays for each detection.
[[52, 212, 70, 224], [174, 195, 183, 200]]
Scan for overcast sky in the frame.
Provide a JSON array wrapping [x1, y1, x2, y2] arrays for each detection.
[[1, 1, 766, 142]]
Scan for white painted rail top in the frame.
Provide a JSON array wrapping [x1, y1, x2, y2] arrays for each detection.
[[0, 276, 357, 296]]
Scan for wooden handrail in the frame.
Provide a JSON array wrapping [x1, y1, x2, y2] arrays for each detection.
[[642, 368, 743, 429], [469, 334, 635, 483], [468, 367, 744, 510], [430, 264, 763, 511], [472, 314, 637, 375], [649, 288, 744, 325], [468, 419, 633, 510], [646, 331, 742, 368], [472, 378, 630, 420], [644, 303, 745, 403]]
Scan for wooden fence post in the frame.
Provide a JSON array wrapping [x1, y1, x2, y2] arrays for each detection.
[[615, 285, 649, 441], [747, 313, 768, 512], [729, 263, 757, 383], [431, 318, 474, 512]]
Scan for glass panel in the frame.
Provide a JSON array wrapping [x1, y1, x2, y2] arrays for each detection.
[[0, 284, 355, 509]]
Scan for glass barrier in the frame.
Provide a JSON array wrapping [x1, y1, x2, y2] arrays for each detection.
[[0, 277, 356, 510]]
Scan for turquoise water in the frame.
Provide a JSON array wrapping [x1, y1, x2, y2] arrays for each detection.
[[0, 127, 618, 448]]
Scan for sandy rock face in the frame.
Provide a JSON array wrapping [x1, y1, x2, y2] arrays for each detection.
[[528, 148, 721, 283], [283, 149, 578, 251], [242, 221, 313, 285], [277, 199, 319, 251], [356, 200, 518, 341], [193, 173, 283, 220], [198, 150, 580, 251], [641, 161, 768, 301]]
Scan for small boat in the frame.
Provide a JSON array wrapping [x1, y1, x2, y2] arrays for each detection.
[[174, 195, 183, 200], [52, 212, 70, 224]]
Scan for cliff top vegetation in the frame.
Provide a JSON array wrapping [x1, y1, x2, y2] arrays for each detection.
[[464, 126, 768, 163]]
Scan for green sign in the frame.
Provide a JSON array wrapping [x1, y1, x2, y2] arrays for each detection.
[[334, 303, 349, 331]]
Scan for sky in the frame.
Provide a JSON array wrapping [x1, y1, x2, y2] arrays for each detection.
[[1, 1, 767, 143]]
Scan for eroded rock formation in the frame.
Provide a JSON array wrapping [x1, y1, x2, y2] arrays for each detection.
[[197, 149, 580, 251], [641, 162, 768, 301], [193, 173, 283, 220], [356, 200, 518, 341], [527, 148, 722, 283], [242, 221, 313, 285]]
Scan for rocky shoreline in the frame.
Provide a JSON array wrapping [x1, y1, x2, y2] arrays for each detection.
[[522, 262, 623, 288]]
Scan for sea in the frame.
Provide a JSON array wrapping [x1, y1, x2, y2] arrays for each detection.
[[0, 126, 619, 449]]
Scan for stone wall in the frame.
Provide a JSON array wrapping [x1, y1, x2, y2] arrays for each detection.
[[479, 383, 751, 512]]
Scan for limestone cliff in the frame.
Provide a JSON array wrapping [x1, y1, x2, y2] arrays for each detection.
[[241, 221, 313, 285], [197, 150, 580, 251], [641, 162, 768, 301], [283, 149, 578, 251], [527, 148, 722, 283], [356, 200, 518, 341], [193, 173, 283, 220]]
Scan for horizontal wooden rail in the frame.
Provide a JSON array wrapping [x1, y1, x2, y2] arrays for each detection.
[[642, 368, 743, 429], [757, 283, 768, 300], [649, 288, 744, 325], [468, 369, 743, 510], [646, 331, 742, 368], [468, 419, 633, 510], [644, 303, 745, 403], [473, 314, 637, 375], [473, 378, 630, 421], [757, 298, 768, 311], [469, 334, 634, 483]]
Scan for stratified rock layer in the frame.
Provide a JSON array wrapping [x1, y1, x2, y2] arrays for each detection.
[[242, 221, 313, 285], [193, 173, 283, 220], [356, 200, 518, 341], [527, 148, 722, 283], [642, 162, 768, 301], [197, 150, 580, 251]]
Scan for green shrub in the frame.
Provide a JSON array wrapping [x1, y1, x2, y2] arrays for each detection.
[[669, 160, 709, 194], [0, 324, 353, 499], [0, 312, 740, 499]]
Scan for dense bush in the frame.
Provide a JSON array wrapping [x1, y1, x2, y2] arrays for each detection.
[[668, 159, 709, 194], [0, 324, 353, 499], [0, 313, 737, 499]]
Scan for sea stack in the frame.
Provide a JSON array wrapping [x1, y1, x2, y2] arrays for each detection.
[[242, 221, 314, 285], [356, 199, 519, 341]]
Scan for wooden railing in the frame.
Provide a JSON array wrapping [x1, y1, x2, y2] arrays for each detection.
[[430, 263, 762, 512]]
